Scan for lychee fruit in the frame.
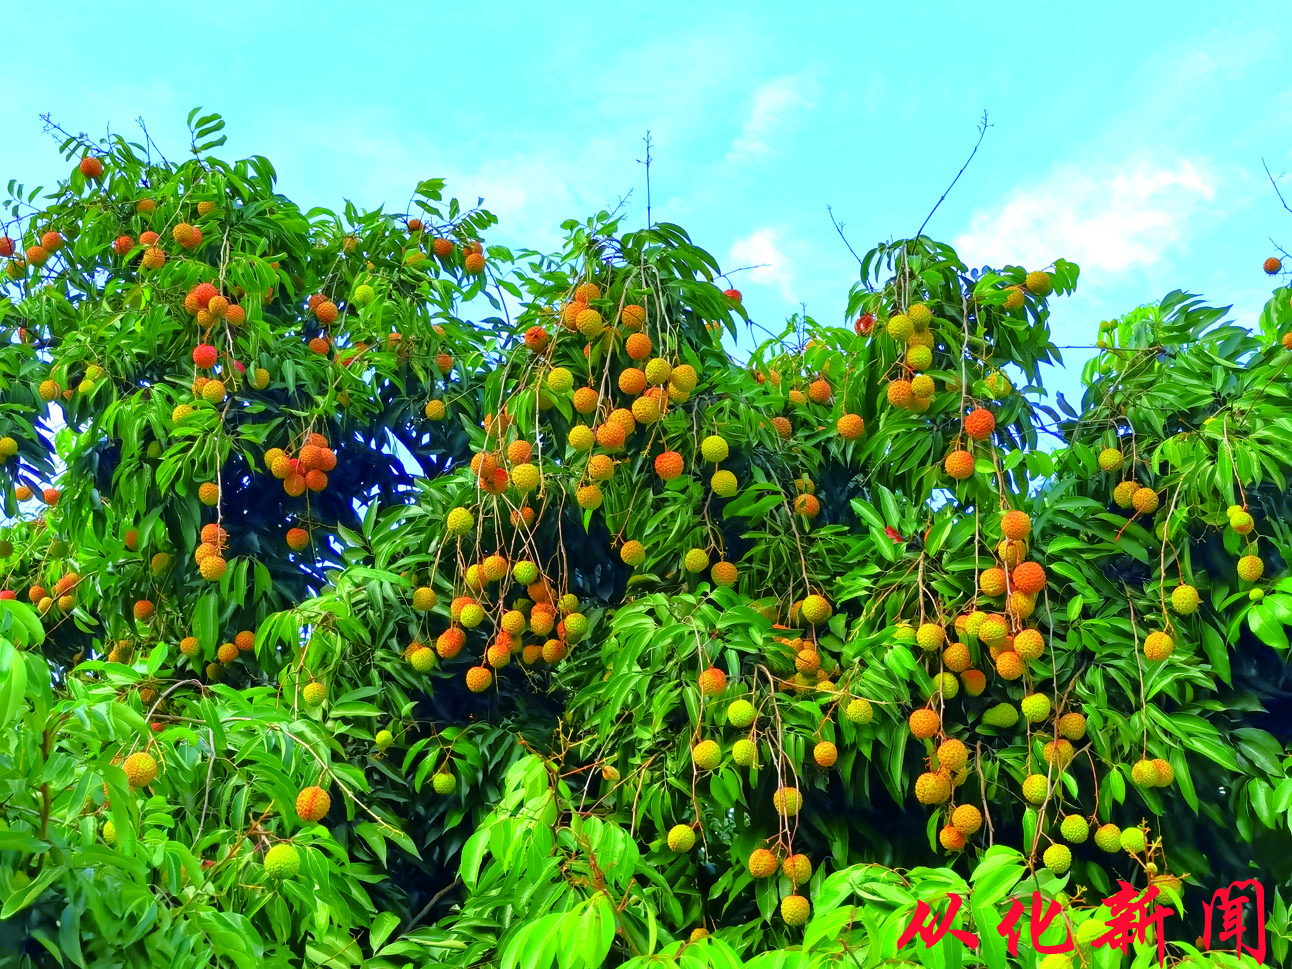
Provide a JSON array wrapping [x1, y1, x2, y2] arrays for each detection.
[[295, 785, 331, 822]]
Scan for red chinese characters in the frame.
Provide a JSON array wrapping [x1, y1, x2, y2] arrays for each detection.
[[897, 893, 980, 951], [1090, 882, 1172, 966], [1202, 880, 1266, 965], [996, 891, 1074, 956]]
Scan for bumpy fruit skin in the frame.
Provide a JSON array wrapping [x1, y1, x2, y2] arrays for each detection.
[[1020, 693, 1051, 722], [845, 697, 873, 724], [1012, 561, 1046, 595], [1094, 823, 1122, 852], [122, 751, 159, 788], [1043, 844, 1072, 874], [944, 449, 975, 480], [782, 853, 812, 885], [445, 507, 475, 535], [698, 667, 727, 696], [1170, 583, 1200, 615], [295, 785, 331, 822], [964, 408, 996, 441], [887, 379, 914, 407], [748, 848, 778, 878], [1025, 270, 1053, 296], [909, 708, 940, 739], [375, 729, 394, 750], [1265, 256, 1282, 274], [1111, 480, 1138, 508], [813, 741, 838, 767], [780, 894, 810, 927], [1119, 827, 1147, 853], [700, 435, 729, 463], [683, 548, 710, 573], [772, 786, 802, 816], [837, 413, 864, 439], [264, 843, 301, 879], [432, 772, 457, 795], [951, 804, 983, 835], [1131, 487, 1159, 514], [1151, 758, 1175, 787], [1097, 447, 1124, 471], [1013, 628, 1045, 661], [731, 738, 757, 766], [915, 622, 944, 652], [727, 699, 756, 728], [1021, 774, 1049, 805], [914, 771, 951, 805], [1000, 510, 1031, 541], [409, 647, 436, 672], [939, 824, 967, 850], [302, 681, 326, 706], [1060, 815, 1089, 843], [1143, 631, 1174, 661], [1130, 759, 1159, 787], [465, 666, 493, 692], [667, 824, 696, 852], [1238, 555, 1264, 582], [800, 594, 832, 624], [1057, 713, 1087, 740], [691, 740, 721, 771]]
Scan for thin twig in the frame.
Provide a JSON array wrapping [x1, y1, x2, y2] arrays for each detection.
[[827, 205, 863, 268], [1263, 158, 1292, 215], [915, 112, 992, 239]]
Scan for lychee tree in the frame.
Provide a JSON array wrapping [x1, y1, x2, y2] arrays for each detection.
[[0, 113, 1289, 968]]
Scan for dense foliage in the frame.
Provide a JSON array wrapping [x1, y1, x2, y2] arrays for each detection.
[[0, 111, 1289, 968]]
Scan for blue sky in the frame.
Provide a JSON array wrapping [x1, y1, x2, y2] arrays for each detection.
[[3, 2, 1290, 405]]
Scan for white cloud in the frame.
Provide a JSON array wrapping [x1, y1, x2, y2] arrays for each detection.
[[727, 76, 816, 166], [728, 228, 796, 301], [954, 159, 1219, 272]]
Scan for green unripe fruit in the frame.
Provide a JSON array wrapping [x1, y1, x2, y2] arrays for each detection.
[[513, 560, 539, 585], [731, 738, 757, 766], [546, 367, 574, 393], [691, 740, 721, 770], [1020, 693, 1051, 723], [352, 284, 375, 307], [929, 672, 958, 699], [1119, 827, 1147, 853], [1170, 584, 1200, 615], [432, 772, 457, 795], [1075, 919, 1105, 947], [981, 702, 1019, 728], [564, 613, 588, 641], [684, 548, 710, 573], [700, 435, 729, 463], [264, 843, 301, 879], [1130, 759, 1158, 787], [459, 604, 485, 629], [446, 507, 474, 536], [1093, 823, 1122, 852], [375, 729, 394, 750], [711, 470, 738, 497], [845, 697, 874, 724], [1043, 843, 1072, 874], [1060, 815, 1089, 844], [727, 699, 756, 728], [103, 820, 117, 845], [667, 824, 696, 852], [1021, 774, 1049, 805]]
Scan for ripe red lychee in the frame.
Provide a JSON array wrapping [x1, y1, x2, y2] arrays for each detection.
[[79, 156, 104, 180], [964, 408, 996, 441]]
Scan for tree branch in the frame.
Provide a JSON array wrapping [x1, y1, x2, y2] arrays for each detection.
[[915, 111, 992, 239]]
